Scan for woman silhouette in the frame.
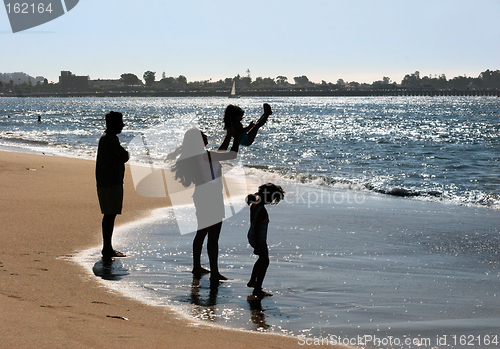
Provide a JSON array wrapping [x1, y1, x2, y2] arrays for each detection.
[[170, 127, 239, 281]]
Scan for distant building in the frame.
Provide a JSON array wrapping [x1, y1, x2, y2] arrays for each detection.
[[89, 79, 124, 89], [405, 84, 435, 91], [59, 71, 89, 91]]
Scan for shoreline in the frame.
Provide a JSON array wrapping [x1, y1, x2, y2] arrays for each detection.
[[0, 150, 344, 348], [2, 89, 499, 98], [1, 143, 498, 212]]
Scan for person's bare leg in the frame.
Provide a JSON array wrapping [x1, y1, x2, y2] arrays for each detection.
[[207, 222, 228, 281], [247, 257, 260, 287], [246, 104, 272, 145], [192, 229, 210, 273], [252, 243, 271, 298], [102, 214, 126, 258]]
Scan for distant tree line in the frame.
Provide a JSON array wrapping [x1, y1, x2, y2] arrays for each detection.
[[1, 69, 499, 95], [398, 70, 500, 90], [117, 69, 500, 91]]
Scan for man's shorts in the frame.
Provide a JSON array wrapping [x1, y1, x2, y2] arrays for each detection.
[[97, 184, 123, 215]]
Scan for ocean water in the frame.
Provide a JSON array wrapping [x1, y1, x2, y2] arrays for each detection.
[[1, 96, 499, 208], [1, 96, 499, 348], [78, 186, 500, 349]]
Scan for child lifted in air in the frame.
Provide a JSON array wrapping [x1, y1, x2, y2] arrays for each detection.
[[246, 183, 285, 299], [223, 103, 272, 146]]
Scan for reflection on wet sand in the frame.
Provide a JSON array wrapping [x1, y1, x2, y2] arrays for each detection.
[[189, 275, 219, 322], [247, 297, 270, 331], [188, 274, 270, 331], [92, 258, 129, 281]]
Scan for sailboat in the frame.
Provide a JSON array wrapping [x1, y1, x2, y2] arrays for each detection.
[[229, 81, 240, 98]]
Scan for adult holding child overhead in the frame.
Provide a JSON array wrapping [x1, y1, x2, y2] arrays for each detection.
[[169, 103, 272, 282]]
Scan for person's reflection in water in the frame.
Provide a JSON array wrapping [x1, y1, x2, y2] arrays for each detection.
[[247, 297, 270, 331], [189, 275, 219, 322], [92, 257, 129, 281]]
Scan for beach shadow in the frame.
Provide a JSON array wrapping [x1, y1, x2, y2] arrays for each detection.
[[247, 297, 270, 331], [92, 257, 129, 281], [188, 275, 221, 322]]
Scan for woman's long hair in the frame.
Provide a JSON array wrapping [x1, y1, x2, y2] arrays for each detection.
[[169, 128, 205, 187]]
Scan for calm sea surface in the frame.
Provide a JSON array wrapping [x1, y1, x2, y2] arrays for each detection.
[[1, 96, 499, 348]]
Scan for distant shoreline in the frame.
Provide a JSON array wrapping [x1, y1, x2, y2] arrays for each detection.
[[1, 89, 499, 98]]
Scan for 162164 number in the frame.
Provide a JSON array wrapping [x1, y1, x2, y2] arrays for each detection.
[[451, 335, 499, 346], [5, 2, 54, 14]]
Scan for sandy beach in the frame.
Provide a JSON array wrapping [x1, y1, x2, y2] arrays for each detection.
[[0, 150, 350, 349]]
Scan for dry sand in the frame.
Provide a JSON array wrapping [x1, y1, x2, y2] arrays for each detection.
[[0, 150, 349, 349]]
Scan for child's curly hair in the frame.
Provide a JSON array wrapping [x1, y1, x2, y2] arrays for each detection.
[[246, 183, 285, 205]]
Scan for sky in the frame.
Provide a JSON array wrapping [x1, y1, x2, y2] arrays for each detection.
[[1, 0, 499, 84]]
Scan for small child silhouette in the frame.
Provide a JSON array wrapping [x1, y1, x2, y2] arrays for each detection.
[[246, 183, 285, 298]]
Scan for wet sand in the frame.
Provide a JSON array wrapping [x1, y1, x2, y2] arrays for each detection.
[[0, 150, 349, 348]]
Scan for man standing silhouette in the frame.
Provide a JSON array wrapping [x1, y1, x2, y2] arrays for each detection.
[[96, 111, 129, 258]]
